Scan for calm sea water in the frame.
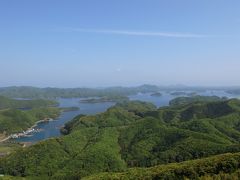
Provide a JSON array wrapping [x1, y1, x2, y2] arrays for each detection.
[[15, 90, 239, 143], [15, 98, 115, 143]]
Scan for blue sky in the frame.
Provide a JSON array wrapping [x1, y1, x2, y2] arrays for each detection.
[[0, 0, 240, 87]]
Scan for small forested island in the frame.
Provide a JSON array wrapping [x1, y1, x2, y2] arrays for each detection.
[[60, 107, 80, 112], [150, 92, 162, 97], [80, 95, 129, 103], [226, 89, 240, 95], [170, 91, 197, 96], [169, 95, 228, 106], [2, 98, 240, 179]]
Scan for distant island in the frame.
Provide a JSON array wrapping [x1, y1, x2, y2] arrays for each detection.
[[80, 95, 129, 103], [150, 92, 162, 97], [170, 91, 197, 96], [226, 89, 240, 95], [60, 107, 80, 112], [169, 95, 228, 106]]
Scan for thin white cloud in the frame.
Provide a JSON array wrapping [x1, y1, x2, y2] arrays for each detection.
[[61, 28, 208, 38]]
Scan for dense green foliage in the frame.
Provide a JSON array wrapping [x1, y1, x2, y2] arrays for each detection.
[[0, 85, 160, 99], [0, 176, 25, 180], [85, 152, 240, 180], [1, 99, 240, 179], [169, 95, 227, 106], [0, 96, 58, 110], [0, 142, 21, 157]]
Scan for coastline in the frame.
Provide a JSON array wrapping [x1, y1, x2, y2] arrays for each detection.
[[0, 118, 55, 143], [0, 107, 79, 143]]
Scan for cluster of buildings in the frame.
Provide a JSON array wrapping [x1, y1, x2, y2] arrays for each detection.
[[10, 128, 39, 139]]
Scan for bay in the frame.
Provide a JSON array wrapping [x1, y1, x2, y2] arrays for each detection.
[[15, 90, 239, 143]]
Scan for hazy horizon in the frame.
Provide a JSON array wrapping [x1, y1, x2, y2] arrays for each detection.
[[1, 1, 240, 87], [1, 84, 240, 90]]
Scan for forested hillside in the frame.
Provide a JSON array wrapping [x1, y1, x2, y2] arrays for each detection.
[[0, 96, 58, 110], [85, 152, 240, 180], [0, 96, 60, 136], [1, 99, 240, 179], [0, 108, 61, 135]]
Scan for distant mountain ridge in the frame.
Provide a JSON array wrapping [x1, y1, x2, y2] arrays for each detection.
[[0, 85, 160, 99], [0, 96, 58, 110], [0, 84, 239, 99]]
